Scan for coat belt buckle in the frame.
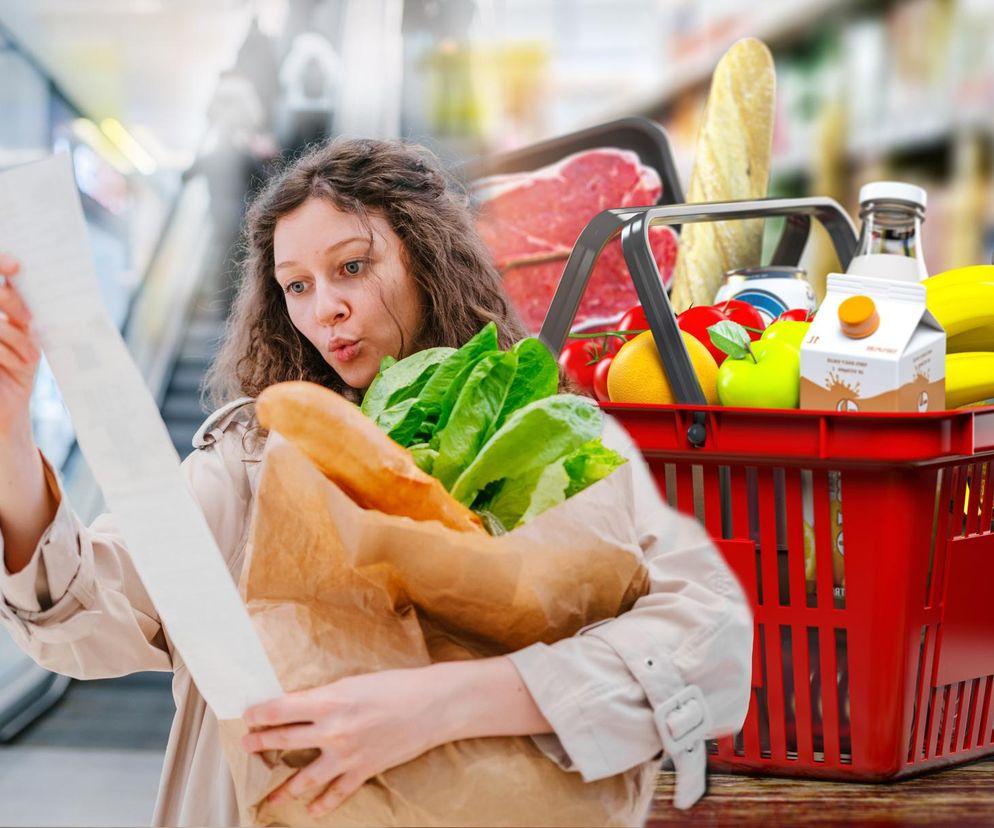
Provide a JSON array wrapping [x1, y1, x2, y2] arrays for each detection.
[[654, 684, 710, 757]]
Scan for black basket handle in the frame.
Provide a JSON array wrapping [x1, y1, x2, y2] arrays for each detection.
[[539, 197, 858, 443]]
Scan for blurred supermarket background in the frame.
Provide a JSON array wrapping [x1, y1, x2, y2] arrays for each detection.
[[0, 0, 993, 824]]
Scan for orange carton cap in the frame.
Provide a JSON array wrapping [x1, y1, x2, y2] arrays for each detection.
[[838, 295, 880, 339]]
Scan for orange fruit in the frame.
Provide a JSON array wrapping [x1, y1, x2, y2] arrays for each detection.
[[607, 330, 719, 404]]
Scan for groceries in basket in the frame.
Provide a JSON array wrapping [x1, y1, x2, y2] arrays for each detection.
[[668, 37, 776, 312], [713, 266, 817, 325], [925, 265, 994, 409], [847, 181, 929, 282], [710, 320, 802, 410], [800, 275, 946, 413]]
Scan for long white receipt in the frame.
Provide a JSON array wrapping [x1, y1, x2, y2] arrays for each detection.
[[0, 153, 283, 718]]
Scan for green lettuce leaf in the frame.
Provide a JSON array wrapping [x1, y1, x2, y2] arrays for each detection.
[[387, 323, 500, 447], [361, 347, 454, 421], [408, 443, 438, 474], [375, 397, 416, 435], [485, 459, 571, 530], [491, 337, 559, 435], [449, 394, 603, 506], [432, 350, 518, 489], [563, 438, 628, 498]]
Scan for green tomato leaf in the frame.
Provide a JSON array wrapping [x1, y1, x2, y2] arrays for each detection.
[[707, 320, 753, 360]]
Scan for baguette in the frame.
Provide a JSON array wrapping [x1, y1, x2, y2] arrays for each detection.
[[256, 381, 484, 533], [669, 38, 776, 312]]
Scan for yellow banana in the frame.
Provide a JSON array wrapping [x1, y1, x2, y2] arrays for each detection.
[[926, 282, 994, 337], [925, 265, 994, 291], [948, 326, 994, 354], [946, 352, 994, 409]]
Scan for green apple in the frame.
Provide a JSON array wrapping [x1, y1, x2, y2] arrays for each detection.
[[760, 319, 811, 350], [717, 339, 801, 409]]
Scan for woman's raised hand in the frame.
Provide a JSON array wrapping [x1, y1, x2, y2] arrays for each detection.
[[0, 254, 41, 444]]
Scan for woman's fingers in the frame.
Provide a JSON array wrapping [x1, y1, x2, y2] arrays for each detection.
[[0, 320, 38, 367], [0, 274, 33, 330], [306, 769, 365, 816], [242, 723, 320, 754], [0, 253, 20, 278], [243, 687, 331, 729], [266, 752, 348, 806]]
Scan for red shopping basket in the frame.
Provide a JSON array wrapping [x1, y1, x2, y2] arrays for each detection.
[[540, 196, 994, 780]]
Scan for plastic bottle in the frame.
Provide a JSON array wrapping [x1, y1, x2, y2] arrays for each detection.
[[846, 181, 929, 281]]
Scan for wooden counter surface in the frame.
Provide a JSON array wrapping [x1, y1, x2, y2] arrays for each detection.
[[647, 758, 994, 824]]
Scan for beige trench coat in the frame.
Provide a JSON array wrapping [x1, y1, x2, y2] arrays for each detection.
[[0, 400, 753, 826]]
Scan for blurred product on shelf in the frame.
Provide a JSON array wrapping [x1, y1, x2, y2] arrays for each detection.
[[668, 38, 776, 312]]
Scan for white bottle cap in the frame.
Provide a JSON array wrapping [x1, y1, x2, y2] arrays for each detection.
[[858, 181, 927, 209]]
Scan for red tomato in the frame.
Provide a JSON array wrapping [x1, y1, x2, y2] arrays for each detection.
[[593, 355, 613, 402], [776, 308, 816, 323], [558, 339, 600, 392], [617, 305, 649, 340], [676, 305, 729, 365], [715, 298, 766, 340]]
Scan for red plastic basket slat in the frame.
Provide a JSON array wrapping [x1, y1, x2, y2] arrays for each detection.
[[979, 676, 994, 749]]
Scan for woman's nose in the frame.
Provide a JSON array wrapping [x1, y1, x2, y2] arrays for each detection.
[[314, 285, 349, 325]]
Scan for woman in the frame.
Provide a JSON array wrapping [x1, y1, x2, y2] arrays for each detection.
[[0, 138, 752, 826]]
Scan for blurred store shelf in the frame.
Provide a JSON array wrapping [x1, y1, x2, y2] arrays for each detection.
[[598, 0, 853, 128]]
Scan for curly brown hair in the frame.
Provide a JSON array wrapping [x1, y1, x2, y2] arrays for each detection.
[[202, 137, 530, 413]]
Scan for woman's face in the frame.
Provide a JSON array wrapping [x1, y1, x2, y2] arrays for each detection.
[[273, 196, 424, 389]]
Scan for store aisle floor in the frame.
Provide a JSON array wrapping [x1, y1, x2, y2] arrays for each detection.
[[0, 672, 172, 825], [0, 746, 163, 826]]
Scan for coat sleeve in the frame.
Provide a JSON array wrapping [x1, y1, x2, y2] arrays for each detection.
[[505, 415, 753, 807], [0, 424, 253, 680]]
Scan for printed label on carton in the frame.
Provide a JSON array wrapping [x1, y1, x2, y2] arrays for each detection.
[[800, 274, 945, 412]]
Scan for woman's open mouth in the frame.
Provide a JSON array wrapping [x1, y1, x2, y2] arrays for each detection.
[[329, 339, 361, 363]]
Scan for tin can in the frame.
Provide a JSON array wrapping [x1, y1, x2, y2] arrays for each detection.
[[713, 266, 816, 324]]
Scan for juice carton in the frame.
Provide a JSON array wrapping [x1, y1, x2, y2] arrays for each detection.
[[800, 273, 945, 412]]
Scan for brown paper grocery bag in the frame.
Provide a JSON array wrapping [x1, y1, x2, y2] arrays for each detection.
[[219, 433, 655, 827]]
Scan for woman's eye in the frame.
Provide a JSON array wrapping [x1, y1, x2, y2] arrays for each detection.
[[285, 281, 306, 295], [342, 259, 366, 276]]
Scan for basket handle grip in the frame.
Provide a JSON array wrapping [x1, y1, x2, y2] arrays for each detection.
[[539, 197, 858, 419]]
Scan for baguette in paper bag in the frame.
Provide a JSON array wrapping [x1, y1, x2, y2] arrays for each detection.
[[218, 416, 655, 826]]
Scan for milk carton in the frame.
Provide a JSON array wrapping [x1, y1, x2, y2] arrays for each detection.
[[800, 273, 945, 412]]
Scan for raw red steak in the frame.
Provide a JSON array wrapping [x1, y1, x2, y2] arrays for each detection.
[[474, 147, 678, 332]]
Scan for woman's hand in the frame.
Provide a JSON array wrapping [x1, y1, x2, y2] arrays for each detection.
[[241, 657, 552, 817], [241, 665, 448, 817], [0, 254, 41, 443]]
